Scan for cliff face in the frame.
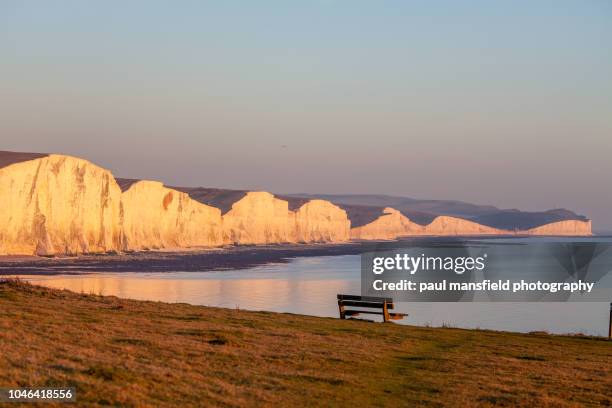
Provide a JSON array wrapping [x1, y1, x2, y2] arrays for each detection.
[[222, 194, 351, 245], [0, 155, 353, 254], [121, 181, 223, 250], [350, 208, 424, 240], [222, 192, 296, 244], [0, 155, 123, 256], [0, 152, 594, 256], [523, 220, 592, 236], [423, 216, 506, 236], [348, 212, 593, 239], [350, 211, 505, 240], [295, 200, 350, 243]]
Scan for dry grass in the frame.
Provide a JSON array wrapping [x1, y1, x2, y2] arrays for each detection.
[[0, 279, 610, 407]]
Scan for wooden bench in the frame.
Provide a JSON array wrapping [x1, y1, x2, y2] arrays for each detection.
[[337, 294, 407, 323]]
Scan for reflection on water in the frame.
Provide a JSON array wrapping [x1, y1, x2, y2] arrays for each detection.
[[21, 256, 360, 318], [16, 251, 612, 337]]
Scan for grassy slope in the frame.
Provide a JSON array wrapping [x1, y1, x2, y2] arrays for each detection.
[[0, 281, 610, 407]]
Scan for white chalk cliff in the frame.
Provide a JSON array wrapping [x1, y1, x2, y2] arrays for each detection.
[[294, 200, 350, 243], [347, 209, 591, 240], [523, 220, 592, 236], [222, 192, 296, 244], [121, 180, 223, 250], [0, 154, 123, 256], [350, 208, 424, 240], [423, 216, 506, 236], [222, 194, 351, 245], [350, 210, 505, 240], [0, 153, 593, 256]]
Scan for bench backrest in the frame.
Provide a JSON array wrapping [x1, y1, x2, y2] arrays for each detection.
[[337, 294, 394, 309], [337, 294, 393, 302]]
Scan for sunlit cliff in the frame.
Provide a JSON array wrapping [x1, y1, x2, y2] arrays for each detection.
[[0, 153, 592, 255]]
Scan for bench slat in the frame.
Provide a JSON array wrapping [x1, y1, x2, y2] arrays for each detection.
[[337, 294, 393, 302], [338, 300, 394, 309], [344, 311, 407, 319]]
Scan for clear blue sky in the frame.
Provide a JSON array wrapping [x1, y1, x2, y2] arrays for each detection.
[[1, 1, 611, 228]]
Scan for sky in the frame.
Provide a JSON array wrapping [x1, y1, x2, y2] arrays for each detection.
[[1, 1, 611, 229]]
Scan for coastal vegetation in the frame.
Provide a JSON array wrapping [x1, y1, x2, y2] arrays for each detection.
[[1, 280, 609, 407]]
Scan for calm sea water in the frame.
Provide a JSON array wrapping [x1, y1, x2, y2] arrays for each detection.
[[14, 237, 612, 337]]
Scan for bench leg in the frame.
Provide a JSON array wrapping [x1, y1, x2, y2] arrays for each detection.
[[338, 301, 345, 319], [383, 302, 390, 323]]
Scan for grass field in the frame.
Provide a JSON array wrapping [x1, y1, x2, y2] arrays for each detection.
[[0, 279, 610, 407]]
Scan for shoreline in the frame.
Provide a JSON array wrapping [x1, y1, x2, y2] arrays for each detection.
[[0, 241, 379, 275], [0, 237, 471, 275], [0, 235, 603, 275]]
